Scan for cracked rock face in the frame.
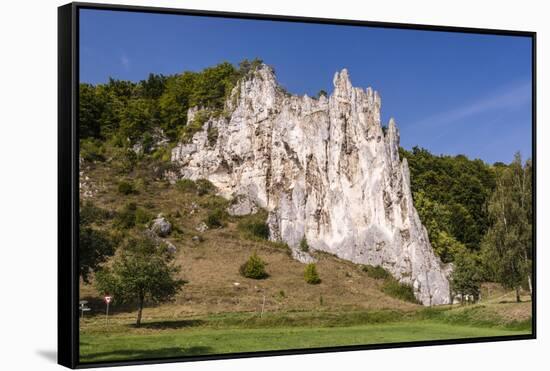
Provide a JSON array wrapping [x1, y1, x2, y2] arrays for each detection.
[[171, 65, 451, 305]]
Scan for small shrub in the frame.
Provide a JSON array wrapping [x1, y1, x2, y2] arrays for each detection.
[[80, 139, 105, 162], [362, 265, 391, 280], [382, 279, 420, 304], [144, 201, 156, 209], [80, 201, 111, 226], [141, 132, 154, 153], [200, 195, 229, 210], [117, 180, 136, 195], [238, 212, 270, 240], [176, 179, 197, 193], [299, 237, 309, 252], [114, 203, 150, 229], [108, 133, 125, 148], [205, 208, 225, 228], [114, 202, 138, 229], [269, 241, 292, 256], [151, 145, 172, 162], [239, 253, 268, 279], [150, 159, 178, 180], [248, 222, 269, 239], [207, 124, 218, 146], [237, 215, 269, 240], [135, 208, 152, 225], [196, 178, 216, 196], [182, 111, 209, 142], [133, 178, 146, 193], [304, 263, 321, 284], [114, 148, 137, 174]]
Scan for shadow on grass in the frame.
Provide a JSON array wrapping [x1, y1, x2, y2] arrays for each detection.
[[80, 346, 212, 363], [132, 319, 205, 329]]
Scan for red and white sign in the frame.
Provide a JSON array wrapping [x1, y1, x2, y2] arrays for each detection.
[[104, 295, 112, 304]]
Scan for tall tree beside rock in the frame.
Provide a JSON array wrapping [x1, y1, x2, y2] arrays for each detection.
[[95, 235, 186, 327], [450, 251, 482, 303], [481, 153, 532, 302]]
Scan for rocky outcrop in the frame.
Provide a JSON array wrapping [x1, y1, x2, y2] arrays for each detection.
[[171, 64, 450, 305], [150, 214, 172, 237], [227, 194, 259, 216]]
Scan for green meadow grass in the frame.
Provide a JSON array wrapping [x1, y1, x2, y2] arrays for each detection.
[[79, 307, 531, 363]]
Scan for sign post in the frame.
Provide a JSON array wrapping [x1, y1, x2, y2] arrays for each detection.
[[104, 295, 112, 324], [79, 300, 91, 318]]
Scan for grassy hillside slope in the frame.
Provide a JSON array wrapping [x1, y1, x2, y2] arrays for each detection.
[[80, 155, 422, 316]]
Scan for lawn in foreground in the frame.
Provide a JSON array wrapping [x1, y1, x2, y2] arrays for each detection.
[[80, 320, 529, 363]]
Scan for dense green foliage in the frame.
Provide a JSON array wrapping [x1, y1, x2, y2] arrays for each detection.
[[481, 153, 533, 302], [79, 59, 264, 147], [80, 201, 112, 226], [117, 180, 136, 195], [79, 226, 115, 284], [79, 202, 115, 283], [401, 147, 496, 255], [114, 202, 151, 230], [299, 237, 309, 252], [195, 179, 216, 196], [174, 178, 216, 196], [237, 211, 270, 240], [95, 235, 186, 326], [381, 279, 419, 304], [450, 251, 483, 302], [361, 265, 391, 280], [204, 208, 226, 229], [239, 253, 268, 279], [175, 179, 198, 193], [304, 264, 321, 284], [402, 147, 533, 302]]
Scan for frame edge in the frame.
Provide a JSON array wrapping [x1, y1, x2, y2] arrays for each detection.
[[58, 2, 79, 369]]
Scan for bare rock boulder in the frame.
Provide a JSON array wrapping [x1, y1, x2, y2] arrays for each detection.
[[150, 214, 172, 237], [227, 194, 259, 216]]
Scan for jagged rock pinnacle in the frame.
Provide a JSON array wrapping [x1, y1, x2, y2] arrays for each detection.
[[171, 67, 451, 305]]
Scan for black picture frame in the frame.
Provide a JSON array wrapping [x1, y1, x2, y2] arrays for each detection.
[[58, 2, 537, 369]]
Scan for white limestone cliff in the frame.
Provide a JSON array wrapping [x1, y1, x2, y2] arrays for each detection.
[[171, 64, 451, 305]]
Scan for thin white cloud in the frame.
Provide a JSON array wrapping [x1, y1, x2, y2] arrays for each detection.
[[120, 54, 130, 70], [412, 80, 531, 128]]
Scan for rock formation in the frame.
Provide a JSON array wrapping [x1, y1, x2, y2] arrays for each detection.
[[171, 64, 451, 305], [150, 214, 172, 237]]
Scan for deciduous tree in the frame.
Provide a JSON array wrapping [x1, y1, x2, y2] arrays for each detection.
[[95, 235, 186, 326]]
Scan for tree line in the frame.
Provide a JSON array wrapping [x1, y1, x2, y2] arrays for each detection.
[[80, 58, 263, 145], [402, 147, 533, 303]]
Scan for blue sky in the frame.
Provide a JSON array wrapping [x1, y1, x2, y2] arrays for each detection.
[[80, 9, 532, 164]]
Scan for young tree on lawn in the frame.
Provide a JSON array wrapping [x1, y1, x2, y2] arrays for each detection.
[[481, 153, 532, 302], [95, 235, 186, 326], [450, 251, 483, 304]]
